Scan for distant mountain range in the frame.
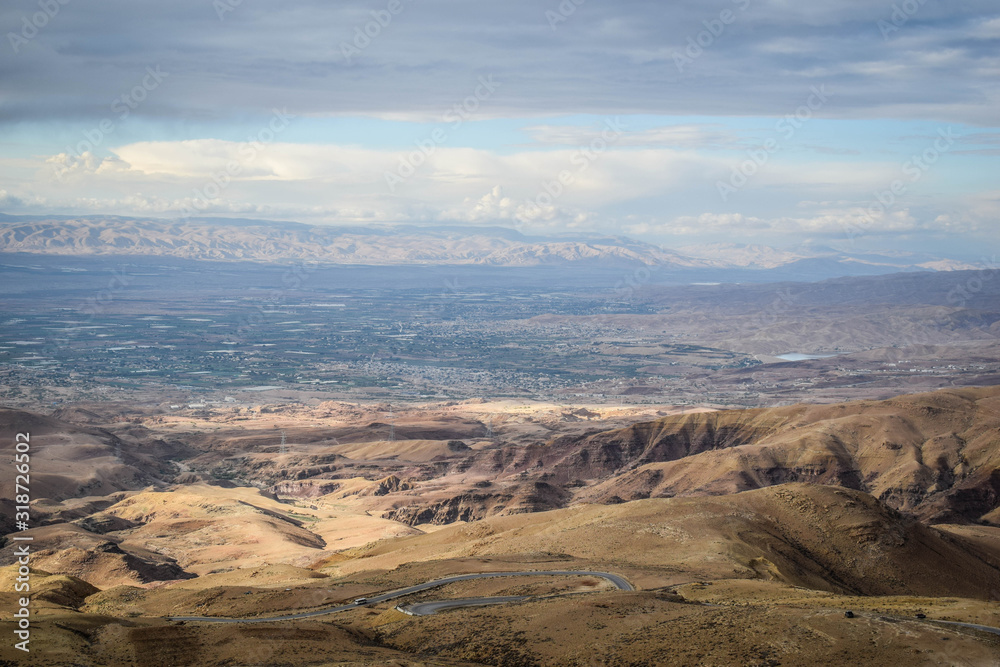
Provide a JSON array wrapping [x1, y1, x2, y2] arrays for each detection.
[[675, 242, 975, 272], [0, 215, 977, 275]]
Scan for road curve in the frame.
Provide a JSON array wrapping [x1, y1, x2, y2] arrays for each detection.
[[933, 620, 1000, 637], [168, 570, 633, 624]]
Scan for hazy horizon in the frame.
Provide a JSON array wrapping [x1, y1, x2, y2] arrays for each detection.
[[1, 1, 998, 256]]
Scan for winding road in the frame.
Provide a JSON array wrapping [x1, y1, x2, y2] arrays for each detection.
[[168, 570, 633, 623], [933, 620, 1000, 637]]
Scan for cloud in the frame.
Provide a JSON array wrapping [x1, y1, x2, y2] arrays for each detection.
[[112, 140, 383, 182], [45, 152, 131, 179], [524, 123, 742, 149], [75, 139, 722, 208], [632, 208, 923, 238], [0, 0, 996, 255], [439, 185, 596, 231], [929, 191, 1000, 235], [3, 136, 979, 240], [0, 189, 25, 208], [448, 185, 521, 222], [1, 0, 998, 124]]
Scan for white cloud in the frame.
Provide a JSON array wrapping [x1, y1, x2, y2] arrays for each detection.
[[447, 186, 520, 222], [112, 140, 386, 183], [972, 16, 1000, 38], [633, 208, 922, 238], [929, 191, 1000, 235], [523, 123, 741, 149], [0, 189, 25, 208], [44, 152, 131, 179], [0, 132, 989, 250], [87, 140, 723, 212]]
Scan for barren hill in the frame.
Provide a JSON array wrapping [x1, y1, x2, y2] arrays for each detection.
[[563, 386, 1000, 523], [0, 523, 193, 588], [337, 483, 1000, 600], [0, 408, 185, 502], [323, 386, 1000, 526], [29, 385, 994, 530], [5, 393, 1000, 665]]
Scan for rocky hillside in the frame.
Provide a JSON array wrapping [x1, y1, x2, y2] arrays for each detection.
[[329, 385, 1000, 525], [564, 386, 1000, 523], [7, 386, 1000, 532], [345, 483, 1000, 599], [0, 408, 190, 502], [181, 385, 1000, 526]]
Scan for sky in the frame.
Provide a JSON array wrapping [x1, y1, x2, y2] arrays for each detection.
[[0, 0, 998, 254]]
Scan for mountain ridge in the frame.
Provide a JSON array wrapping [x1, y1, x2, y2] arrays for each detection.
[[0, 215, 975, 272]]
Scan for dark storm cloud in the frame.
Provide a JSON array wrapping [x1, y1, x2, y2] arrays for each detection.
[[1, 0, 997, 124]]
